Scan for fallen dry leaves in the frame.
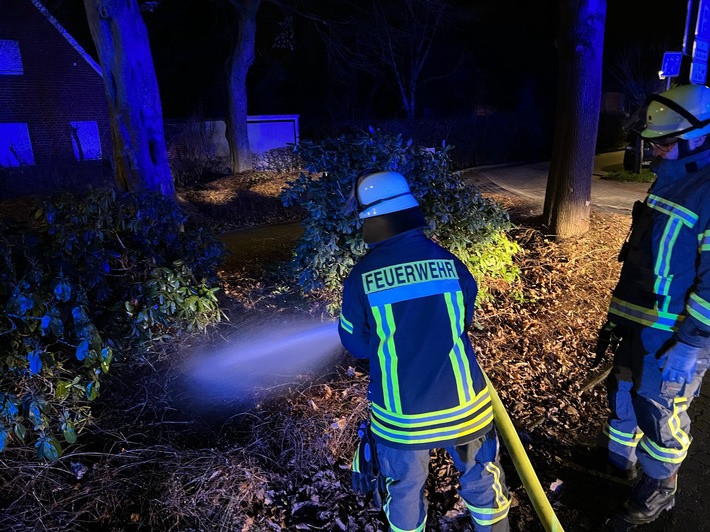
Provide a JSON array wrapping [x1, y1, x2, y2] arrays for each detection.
[[0, 175, 634, 531], [474, 206, 629, 446]]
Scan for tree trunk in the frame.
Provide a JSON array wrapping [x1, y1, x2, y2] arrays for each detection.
[[225, 0, 260, 174], [543, 0, 606, 238], [83, 0, 174, 198]]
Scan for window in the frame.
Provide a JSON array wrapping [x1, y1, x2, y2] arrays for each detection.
[[0, 123, 35, 167], [0, 40, 23, 75], [70, 121, 102, 161]]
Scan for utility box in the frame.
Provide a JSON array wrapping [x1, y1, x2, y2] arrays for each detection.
[[246, 114, 300, 154]]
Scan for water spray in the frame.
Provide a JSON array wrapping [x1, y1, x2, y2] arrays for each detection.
[[183, 318, 341, 402]]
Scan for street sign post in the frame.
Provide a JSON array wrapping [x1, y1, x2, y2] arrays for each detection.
[[660, 51, 683, 78], [691, 0, 710, 84]]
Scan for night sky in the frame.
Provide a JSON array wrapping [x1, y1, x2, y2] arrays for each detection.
[[39, 0, 693, 121]]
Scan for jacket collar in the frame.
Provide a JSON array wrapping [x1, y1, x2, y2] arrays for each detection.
[[651, 147, 710, 184], [367, 228, 426, 249]]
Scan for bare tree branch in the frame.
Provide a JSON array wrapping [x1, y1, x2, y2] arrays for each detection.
[[607, 43, 668, 109], [302, 0, 460, 119]]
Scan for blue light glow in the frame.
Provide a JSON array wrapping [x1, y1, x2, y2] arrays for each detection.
[[70, 121, 102, 161], [0, 123, 35, 167], [0, 40, 23, 75]]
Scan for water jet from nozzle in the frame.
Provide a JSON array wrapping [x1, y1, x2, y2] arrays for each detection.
[[182, 318, 342, 403]]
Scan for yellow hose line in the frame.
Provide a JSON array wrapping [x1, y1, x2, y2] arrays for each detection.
[[484, 371, 565, 532]]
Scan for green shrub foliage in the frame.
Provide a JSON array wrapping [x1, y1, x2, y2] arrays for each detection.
[[0, 188, 225, 459], [280, 128, 520, 307], [253, 146, 302, 173]]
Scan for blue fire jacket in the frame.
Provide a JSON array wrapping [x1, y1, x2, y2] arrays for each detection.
[[338, 229, 493, 450], [608, 148, 710, 349]]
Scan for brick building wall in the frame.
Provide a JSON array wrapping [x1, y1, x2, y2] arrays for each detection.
[[0, 0, 112, 196]]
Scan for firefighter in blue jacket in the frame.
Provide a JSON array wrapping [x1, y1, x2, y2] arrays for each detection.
[[597, 84, 710, 525], [338, 169, 511, 532]]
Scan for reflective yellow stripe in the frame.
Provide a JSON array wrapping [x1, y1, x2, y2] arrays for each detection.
[[467, 500, 511, 526], [371, 404, 494, 445], [639, 438, 687, 463], [700, 230, 710, 252], [668, 396, 691, 451], [383, 305, 401, 412], [373, 305, 401, 413], [371, 387, 491, 427], [372, 404, 493, 437], [466, 463, 512, 526], [687, 292, 710, 326], [654, 217, 682, 313], [647, 194, 698, 226], [339, 313, 353, 334], [351, 444, 361, 472], [609, 296, 682, 331], [383, 476, 428, 532], [639, 397, 690, 464], [444, 291, 475, 403], [604, 424, 643, 447], [487, 462, 510, 510]]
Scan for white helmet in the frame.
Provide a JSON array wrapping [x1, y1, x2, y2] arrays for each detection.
[[355, 170, 420, 219], [348, 170, 428, 244], [642, 84, 710, 140]]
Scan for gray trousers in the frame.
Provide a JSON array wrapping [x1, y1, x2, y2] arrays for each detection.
[[605, 327, 710, 479]]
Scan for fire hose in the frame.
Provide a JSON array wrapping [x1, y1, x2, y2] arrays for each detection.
[[483, 371, 565, 532]]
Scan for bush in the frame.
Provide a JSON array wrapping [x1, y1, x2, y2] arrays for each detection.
[[0, 188, 226, 459], [166, 118, 230, 187], [253, 146, 303, 173], [280, 128, 520, 310]]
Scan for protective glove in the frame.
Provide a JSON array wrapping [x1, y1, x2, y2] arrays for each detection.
[[593, 321, 624, 367], [351, 420, 386, 510], [657, 340, 701, 389]]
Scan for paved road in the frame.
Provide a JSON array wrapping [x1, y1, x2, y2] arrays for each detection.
[[461, 151, 650, 214], [464, 152, 710, 531]]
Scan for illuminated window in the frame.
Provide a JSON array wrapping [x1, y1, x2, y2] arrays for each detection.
[[70, 121, 102, 161], [0, 40, 23, 75], [0, 123, 35, 167]]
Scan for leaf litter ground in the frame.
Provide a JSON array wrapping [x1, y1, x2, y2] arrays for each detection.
[[0, 173, 633, 531]]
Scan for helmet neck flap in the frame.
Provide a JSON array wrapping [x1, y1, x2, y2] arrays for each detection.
[[362, 206, 427, 244]]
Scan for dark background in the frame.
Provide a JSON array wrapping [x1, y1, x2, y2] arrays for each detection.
[[37, 0, 691, 164], [39, 1, 687, 113]]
